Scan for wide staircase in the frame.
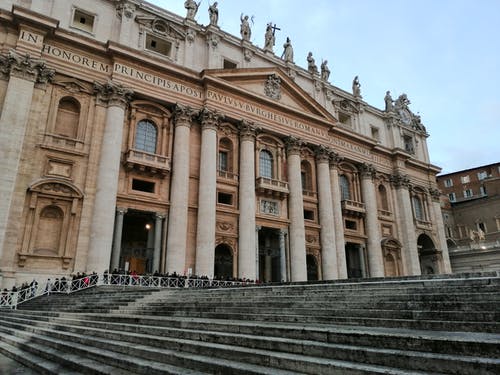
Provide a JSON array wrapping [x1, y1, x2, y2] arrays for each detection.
[[0, 273, 499, 374]]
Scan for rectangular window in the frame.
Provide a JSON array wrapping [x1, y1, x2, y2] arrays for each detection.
[[448, 192, 456, 202], [338, 112, 352, 127], [218, 151, 228, 172], [217, 192, 233, 205], [132, 179, 155, 193], [477, 171, 488, 180], [370, 126, 380, 142], [460, 175, 470, 184], [478, 222, 486, 233], [463, 189, 473, 198], [223, 59, 237, 69], [72, 9, 95, 33], [403, 135, 415, 154], [345, 220, 357, 230], [145, 33, 172, 57], [444, 178, 453, 187], [304, 209, 315, 221]]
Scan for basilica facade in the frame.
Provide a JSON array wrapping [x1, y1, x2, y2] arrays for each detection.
[[0, 0, 451, 288]]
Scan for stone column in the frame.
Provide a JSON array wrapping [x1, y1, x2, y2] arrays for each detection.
[[153, 213, 164, 273], [279, 229, 287, 282], [110, 208, 127, 271], [255, 225, 261, 281], [391, 173, 420, 275], [87, 81, 133, 273], [238, 122, 257, 279], [315, 146, 337, 280], [360, 163, 384, 277], [429, 188, 452, 273], [0, 51, 54, 262], [166, 104, 197, 274], [195, 108, 220, 277], [285, 137, 307, 281], [329, 154, 347, 279]]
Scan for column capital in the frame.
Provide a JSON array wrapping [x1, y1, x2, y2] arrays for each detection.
[[329, 151, 343, 169], [199, 106, 221, 131], [390, 173, 411, 189], [1, 50, 54, 83], [239, 120, 259, 141], [359, 162, 376, 179], [93, 80, 133, 108], [155, 213, 166, 220], [116, 207, 128, 215], [314, 145, 332, 163], [284, 136, 303, 156], [173, 103, 198, 128], [428, 187, 441, 202], [116, 1, 136, 19]]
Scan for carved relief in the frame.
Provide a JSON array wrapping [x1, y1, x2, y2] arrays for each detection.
[[0, 50, 54, 83], [428, 187, 441, 201], [239, 120, 259, 141], [173, 103, 197, 127], [260, 199, 279, 215], [46, 159, 73, 179], [216, 221, 234, 232], [199, 107, 221, 131], [314, 145, 331, 163], [93, 80, 133, 108], [390, 173, 411, 188], [264, 74, 281, 100], [284, 136, 303, 155], [359, 163, 376, 179]]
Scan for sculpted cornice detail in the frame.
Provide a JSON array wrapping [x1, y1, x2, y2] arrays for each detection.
[[1, 50, 55, 83], [199, 107, 221, 131], [389, 173, 411, 189], [314, 145, 331, 163], [173, 103, 198, 128], [93, 81, 133, 108], [329, 151, 343, 168], [428, 187, 441, 202], [116, 1, 136, 19], [239, 120, 259, 141], [284, 136, 303, 156], [359, 162, 376, 179]]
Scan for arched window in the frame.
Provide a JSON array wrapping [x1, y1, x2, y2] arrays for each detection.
[[259, 150, 273, 179], [378, 184, 389, 211], [55, 97, 80, 138], [135, 120, 157, 153], [413, 196, 424, 220], [339, 175, 351, 200], [34, 206, 64, 254]]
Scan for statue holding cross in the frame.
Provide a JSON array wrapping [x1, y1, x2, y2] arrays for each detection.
[[264, 22, 280, 52]]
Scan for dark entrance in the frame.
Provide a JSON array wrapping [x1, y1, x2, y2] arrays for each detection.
[[345, 242, 365, 278], [214, 244, 233, 279], [120, 210, 155, 274], [418, 233, 439, 274], [258, 227, 282, 282], [306, 254, 319, 281]]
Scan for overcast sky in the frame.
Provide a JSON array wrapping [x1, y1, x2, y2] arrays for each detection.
[[148, 0, 499, 174]]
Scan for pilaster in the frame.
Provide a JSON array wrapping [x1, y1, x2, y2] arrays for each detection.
[[329, 153, 347, 278], [429, 188, 451, 273]]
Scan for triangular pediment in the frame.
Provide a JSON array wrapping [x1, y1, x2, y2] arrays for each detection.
[[202, 68, 336, 124]]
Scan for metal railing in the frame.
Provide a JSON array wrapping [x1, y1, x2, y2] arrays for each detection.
[[0, 273, 254, 310]]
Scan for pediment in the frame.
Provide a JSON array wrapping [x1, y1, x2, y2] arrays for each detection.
[[203, 68, 336, 123], [53, 78, 92, 94]]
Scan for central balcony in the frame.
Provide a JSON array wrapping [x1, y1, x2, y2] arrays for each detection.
[[341, 199, 366, 217], [256, 176, 289, 199], [123, 149, 170, 176]]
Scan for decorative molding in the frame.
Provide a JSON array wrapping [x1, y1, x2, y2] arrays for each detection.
[[1, 50, 54, 83], [173, 103, 197, 128], [93, 80, 133, 108], [239, 120, 258, 141], [116, 1, 136, 19], [199, 107, 221, 131], [314, 145, 331, 163], [359, 162, 376, 179], [390, 173, 411, 188], [216, 221, 234, 232], [284, 136, 303, 155], [428, 187, 441, 201]]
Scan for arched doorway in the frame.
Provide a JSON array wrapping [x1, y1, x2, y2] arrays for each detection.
[[306, 254, 319, 281], [381, 238, 402, 277], [214, 244, 233, 279], [418, 234, 441, 275]]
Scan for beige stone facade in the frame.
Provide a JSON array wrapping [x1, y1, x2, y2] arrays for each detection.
[[0, 0, 450, 288]]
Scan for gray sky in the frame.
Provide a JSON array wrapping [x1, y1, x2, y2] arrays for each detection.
[[148, 0, 500, 174]]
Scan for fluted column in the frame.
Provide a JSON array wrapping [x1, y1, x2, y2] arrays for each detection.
[[285, 137, 307, 281], [153, 213, 164, 273], [238, 122, 257, 279], [195, 108, 220, 277], [329, 154, 347, 279], [360, 163, 384, 277], [0, 51, 54, 261], [429, 188, 452, 273], [110, 208, 127, 271], [166, 104, 197, 274], [87, 81, 132, 273], [279, 229, 287, 282], [315, 146, 337, 280], [391, 173, 420, 275]]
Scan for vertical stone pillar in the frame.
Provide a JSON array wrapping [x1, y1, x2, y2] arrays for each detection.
[[359, 245, 367, 277], [329, 154, 347, 279], [195, 108, 220, 277], [255, 225, 261, 281], [285, 136, 307, 281], [117, 2, 136, 44], [279, 229, 287, 282], [429, 188, 452, 273], [360, 163, 384, 277], [153, 213, 164, 273], [238, 122, 257, 279], [0, 51, 54, 262], [110, 208, 127, 271], [87, 81, 132, 273], [391, 173, 420, 275], [166, 104, 197, 274], [315, 146, 337, 280]]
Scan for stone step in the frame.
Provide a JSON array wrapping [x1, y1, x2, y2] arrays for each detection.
[[0, 316, 434, 375], [5, 311, 500, 372]]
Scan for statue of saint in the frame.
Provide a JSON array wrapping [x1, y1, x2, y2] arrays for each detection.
[[208, 2, 219, 26], [240, 14, 251, 41], [352, 75, 361, 97], [384, 91, 394, 112], [264, 23, 275, 52], [320, 60, 330, 81], [307, 52, 318, 74], [184, 0, 200, 20], [281, 37, 293, 63]]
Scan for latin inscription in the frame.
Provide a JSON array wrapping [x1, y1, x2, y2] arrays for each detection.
[[20, 31, 39, 44], [42, 44, 110, 73]]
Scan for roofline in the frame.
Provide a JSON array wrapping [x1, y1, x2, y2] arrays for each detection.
[[437, 162, 500, 178]]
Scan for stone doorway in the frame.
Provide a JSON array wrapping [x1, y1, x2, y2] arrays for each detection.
[[214, 244, 233, 279], [345, 242, 366, 278], [306, 254, 319, 281], [258, 227, 283, 282], [120, 210, 155, 274], [418, 233, 441, 274]]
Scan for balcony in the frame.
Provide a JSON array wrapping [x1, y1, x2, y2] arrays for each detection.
[[416, 219, 433, 230], [302, 189, 317, 200], [256, 176, 289, 198], [341, 199, 365, 217], [217, 169, 239, 182], [378, 209, 393, 220], [123, 149, 170, 176]]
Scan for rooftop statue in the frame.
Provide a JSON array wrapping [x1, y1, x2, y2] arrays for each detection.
[[281, 37, 294, 63], [240, 14, 252, 41], [208, 2, 219, 26], [320, 60, 330, 81], [384, 91, 394, 112], [352, 75, 361, 98], [184, 0, 200, 20], [307, 52, 318, 74], [264, 23, 276, 52]]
